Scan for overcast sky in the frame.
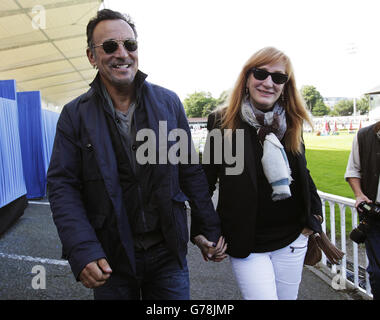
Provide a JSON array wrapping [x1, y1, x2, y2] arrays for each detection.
[[102, 0, 380, 101]]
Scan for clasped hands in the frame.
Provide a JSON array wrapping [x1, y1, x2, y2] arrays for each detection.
[[194, 235, 228, 262], [79, 236, 228, 288]]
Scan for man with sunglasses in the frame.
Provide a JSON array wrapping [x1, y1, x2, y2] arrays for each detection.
[[47, 9, 225, 300]]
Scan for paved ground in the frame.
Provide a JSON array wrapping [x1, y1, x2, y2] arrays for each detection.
[[0, 201, 363, 301]]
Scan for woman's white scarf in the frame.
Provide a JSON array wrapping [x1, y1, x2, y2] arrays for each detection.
[[240, 97, 293, 201]]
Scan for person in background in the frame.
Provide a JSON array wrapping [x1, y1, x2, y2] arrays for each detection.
[[47, 9, 226, 300], [345, 120, 380, 300], [202, 47, 323, 300]]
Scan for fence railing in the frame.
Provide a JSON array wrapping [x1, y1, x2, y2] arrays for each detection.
[[317, 190, 372, 298]]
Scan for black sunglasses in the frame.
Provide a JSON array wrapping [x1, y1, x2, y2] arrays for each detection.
[[92, 39, 138, 54], [251, 67, 288, 84]]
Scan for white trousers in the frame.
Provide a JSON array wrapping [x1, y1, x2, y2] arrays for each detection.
[[230, 233, 308, 300]]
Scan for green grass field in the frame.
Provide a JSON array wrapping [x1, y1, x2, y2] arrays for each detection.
[[303, 131, 356, 199], [303, 131, 358, 236]]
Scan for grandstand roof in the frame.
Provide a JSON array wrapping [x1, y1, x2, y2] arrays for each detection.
[[0, 0, 103, 110], [365, 85, 380, 95]]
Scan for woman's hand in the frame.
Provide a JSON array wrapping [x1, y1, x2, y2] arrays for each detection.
[[194, 235, 228, 262], [301, 228, 313, 236]]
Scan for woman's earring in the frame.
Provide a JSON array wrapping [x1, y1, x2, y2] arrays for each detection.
[[281, 91, 286, 104], [245, 87, 249, 97]]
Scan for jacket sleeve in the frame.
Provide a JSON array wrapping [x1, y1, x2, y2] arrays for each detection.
[[308, 169, 322, 216], [172, 96, 221, 244], [47, 106, 106, 280], [202, 112, 222, 197], [302, 144, 323, 233]]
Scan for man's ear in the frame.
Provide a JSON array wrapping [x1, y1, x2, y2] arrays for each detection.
[[87, 47, 96, 68]]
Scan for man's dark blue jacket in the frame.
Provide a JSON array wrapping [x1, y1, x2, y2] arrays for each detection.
[[47, 71, 221, 279]]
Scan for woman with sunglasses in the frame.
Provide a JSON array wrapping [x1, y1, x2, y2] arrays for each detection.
[[203, 47, 323, 299]]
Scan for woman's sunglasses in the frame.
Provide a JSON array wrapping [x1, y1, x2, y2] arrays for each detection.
[[92, 39, 138, 54], [251, 67, 288, 84]]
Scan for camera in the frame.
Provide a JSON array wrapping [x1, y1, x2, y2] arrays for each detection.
[[349, 201, 380, 244]]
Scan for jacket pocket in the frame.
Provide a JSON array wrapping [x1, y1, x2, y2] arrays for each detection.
[[172, 191, 189, 245], [81, 142, 102, 181]]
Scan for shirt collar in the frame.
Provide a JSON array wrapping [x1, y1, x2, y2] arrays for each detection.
[[89, 70, 148, 116]]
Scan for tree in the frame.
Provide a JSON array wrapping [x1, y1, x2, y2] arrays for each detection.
[[201, 90, 231, 117], [356, 95, 370, 115], [216, 90, 230, 107], [300, 85, 324, 115], [183, 91, 219, 118], [333, 99, 353, 116], [331, 96, 369, 116], [312, 100, 330, 116]]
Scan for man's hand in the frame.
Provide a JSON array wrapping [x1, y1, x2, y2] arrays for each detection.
[[79, 258, 112, 288], [346, 177, 372, 209], [355, 194, 372, 210], [194, 235, 227, 262]]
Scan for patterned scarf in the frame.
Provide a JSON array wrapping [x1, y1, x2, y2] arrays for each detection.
[[240, 96, 287, 144], [240, 97, 292, 201]]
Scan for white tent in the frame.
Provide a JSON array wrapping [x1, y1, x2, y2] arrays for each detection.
[[0, 0, 103, 111]]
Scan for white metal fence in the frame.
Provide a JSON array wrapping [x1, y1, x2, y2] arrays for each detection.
[[317, 190, 372, 298]]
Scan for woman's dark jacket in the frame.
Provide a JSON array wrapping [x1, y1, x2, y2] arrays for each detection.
[[202, 111, 322, 258]]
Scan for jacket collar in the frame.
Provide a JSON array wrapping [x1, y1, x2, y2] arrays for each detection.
[[88, 70, 148, 106]]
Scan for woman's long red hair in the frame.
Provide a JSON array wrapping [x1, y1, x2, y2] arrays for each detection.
[[220, 47, 312, 154]]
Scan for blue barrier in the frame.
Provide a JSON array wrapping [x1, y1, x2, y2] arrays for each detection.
[[1, 80, 59, 204], [17, 91, 46, 199], [0, 79, 16, 100], [0, 80, 27, 208], [41, 109, 60, 174]]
